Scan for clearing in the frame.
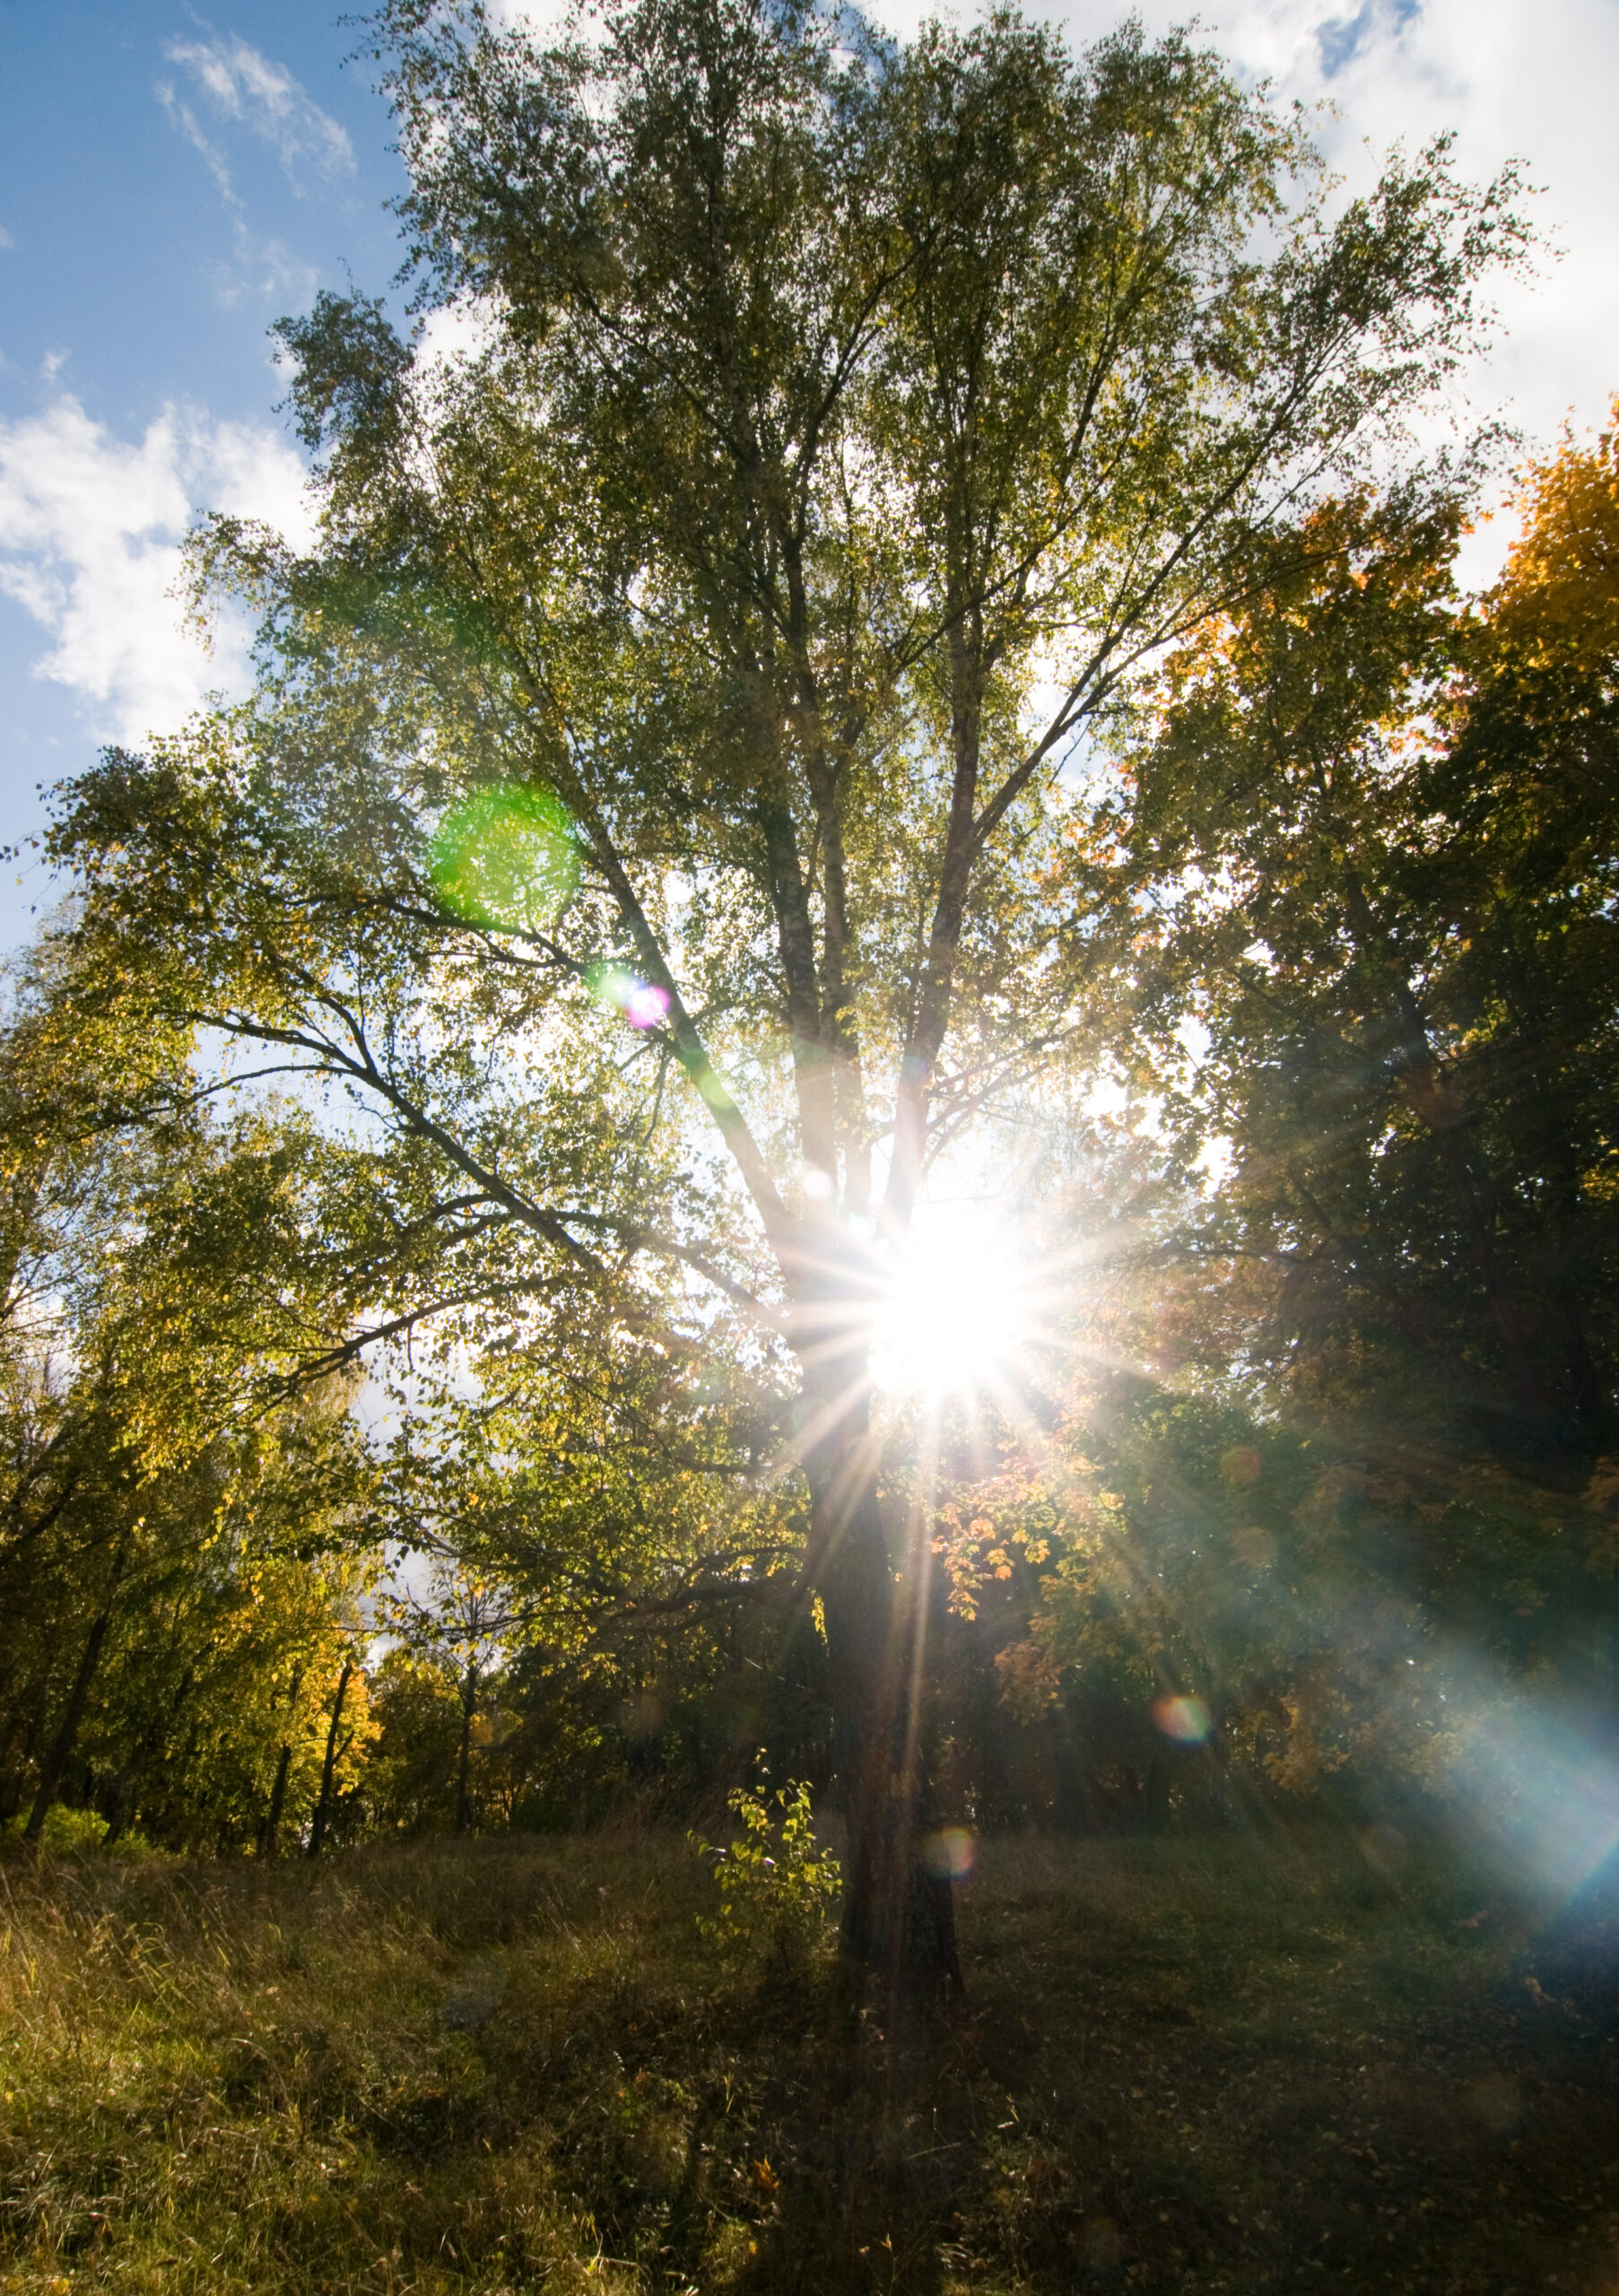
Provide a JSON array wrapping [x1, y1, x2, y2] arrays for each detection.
[[1, 1827, 1615, 2292]]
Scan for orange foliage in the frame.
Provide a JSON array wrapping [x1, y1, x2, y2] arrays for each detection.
[[1491, 394, 1619, 670]]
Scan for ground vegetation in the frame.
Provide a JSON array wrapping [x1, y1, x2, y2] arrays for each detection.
[[3, 1826, 1615, 2293]]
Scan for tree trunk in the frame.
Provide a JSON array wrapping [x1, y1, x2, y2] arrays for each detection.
[[23, 1537, 127, 1846], [806, 1390, 962, 2005], [260, 1741, 294, 1857], [100, 1771, 135, 1848], [0, 1675, 49, 1825], [456, 1657, 479, 1835], [258, 1663, 304, 1858], [307, 1657, 353, 1858]]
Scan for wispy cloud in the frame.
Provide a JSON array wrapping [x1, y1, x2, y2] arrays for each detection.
[[157, 34, 354, 200], [0, 225, 15, 253], [0, 397, 314, 744], [208, 220, 319, 311], [157, 83, 234, 196]]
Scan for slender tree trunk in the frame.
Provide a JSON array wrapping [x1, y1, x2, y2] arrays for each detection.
[[23, 1538, 127, 1847], [101, 1770, 138, 1848], [261, 1741, 295, 1857], [258, 1662, 304, 1858], [0, 1672, 47, 1825], [456, 1657, 479, 1835], [307, 1658, 353, 1859]]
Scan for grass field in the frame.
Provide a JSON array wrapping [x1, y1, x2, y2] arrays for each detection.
[[2, 1823, 1615, 2293]]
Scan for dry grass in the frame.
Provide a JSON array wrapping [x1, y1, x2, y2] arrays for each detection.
[[1, 1823, 1615, 2294]]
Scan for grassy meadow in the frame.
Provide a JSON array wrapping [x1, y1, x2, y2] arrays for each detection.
[[2, 1825, 1615, 2295]]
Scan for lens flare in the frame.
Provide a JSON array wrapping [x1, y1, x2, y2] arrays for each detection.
[[1449, 1689, 1619, 1906], [1153, 1695, 1212, 1744], [1219, 1445, 1262, 1484], [588, 965, 670, 1031], [430, 782, 579, 935], [624, 981, 669, 1028], [921, 1827, 976, 1881]]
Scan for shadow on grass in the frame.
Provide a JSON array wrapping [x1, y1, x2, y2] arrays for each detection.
[[1, 1825, 1615, 2292]]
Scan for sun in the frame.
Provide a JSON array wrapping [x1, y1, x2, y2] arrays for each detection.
[[869, 1213, 1036, 1399]]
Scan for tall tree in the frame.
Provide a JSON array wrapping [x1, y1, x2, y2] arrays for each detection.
[[1104, 439, 1618, 1482], [47, 0, 1523, 1977]]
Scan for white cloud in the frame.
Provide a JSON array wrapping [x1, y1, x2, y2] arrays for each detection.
[[159, 36, 354, 198], [484, 1, 570, 31], [416, 296, 505, 376], [1163, 0, 1619, 457], [0, 225, 15, 252], [0, 397, 315, 745]]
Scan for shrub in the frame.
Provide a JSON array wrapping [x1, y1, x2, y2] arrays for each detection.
[[2, 1805, 109, 1854], [691, 1764, 840, 1970]]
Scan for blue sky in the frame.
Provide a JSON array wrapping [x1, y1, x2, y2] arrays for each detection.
[[2, 0, 1615, 945], [0, 2, 406, 933]]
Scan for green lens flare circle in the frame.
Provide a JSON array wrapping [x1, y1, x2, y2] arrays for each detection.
[[429, 782, 579, 935]]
